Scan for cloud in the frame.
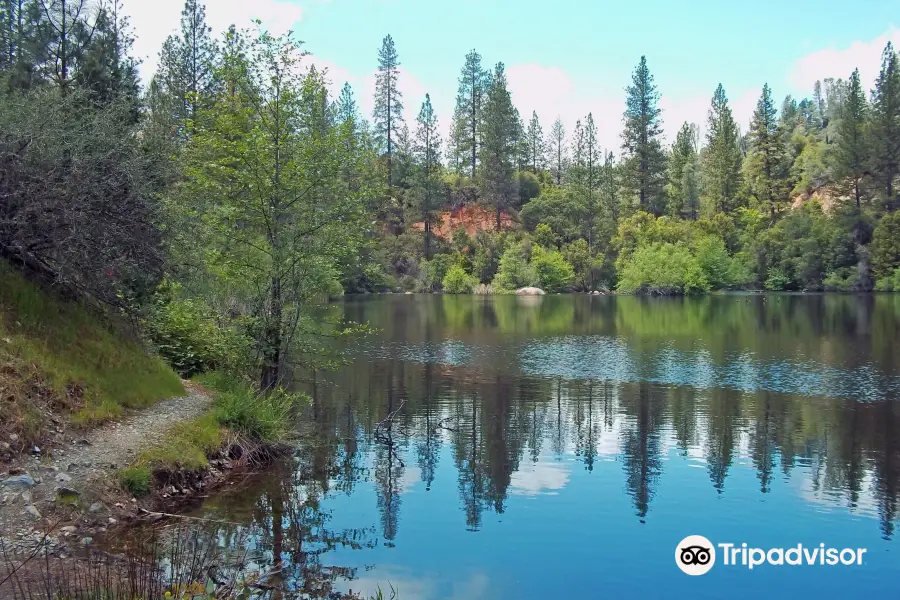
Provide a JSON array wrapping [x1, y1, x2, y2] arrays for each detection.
[[506, 63, 624, 153], [789, 26, 900, 92], [510, 460, 570, 496], [123, 0, 303, 84]]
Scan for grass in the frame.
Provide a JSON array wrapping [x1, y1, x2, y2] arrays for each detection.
[[119, 373, 305, 497], [0, 261, 185, 444]]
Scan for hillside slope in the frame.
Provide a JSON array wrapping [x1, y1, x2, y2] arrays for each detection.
[[0, 261, 184, 457]]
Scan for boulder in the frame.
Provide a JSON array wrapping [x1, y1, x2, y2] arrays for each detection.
[[1, 474, 35, 490], [516, 287, 546, 296]]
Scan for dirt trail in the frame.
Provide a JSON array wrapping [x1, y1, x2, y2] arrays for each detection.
[[0, 382, 212, 551]]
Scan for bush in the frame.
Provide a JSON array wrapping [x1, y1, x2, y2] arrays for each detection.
[[825, 266, 867, 292], [694, 235, 744, 289], [210, 381, 302, 443], [530, 245, 574, 292], [493, 242, 536, 291], [875, 266, 900, 292], [617, 242, 709, 295], [442, 264, 478, 294], [765, 268, 791, 291], [119, 464, 151, 497], [871, 212, 900, 279], [420, 253, 454, 292], [533, 223, 556, 248]]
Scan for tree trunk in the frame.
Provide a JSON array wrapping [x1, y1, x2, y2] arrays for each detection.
[[259, 275, 283, 393]]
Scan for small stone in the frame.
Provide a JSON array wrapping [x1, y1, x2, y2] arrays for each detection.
[[21, 490, 32, 503], [1, 474, 36, 490], [56, 487, 80, 498], [130, 498, 136, 503], [55, 473, 71, 484], [88, 502, 106, 514], [0, 442, 9, 450], [107, 517, 117, 525], [31, 446, 40, 454], [25, 504, 41, 519], [60, 526, 77, 534], [80, 537, 92, 546], [39, 465, 59, 474], [9, 434, 18, 442]]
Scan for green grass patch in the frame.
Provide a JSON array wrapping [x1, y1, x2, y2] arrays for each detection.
[[119, 464, 152, 497], [0, 261, 185, 431]]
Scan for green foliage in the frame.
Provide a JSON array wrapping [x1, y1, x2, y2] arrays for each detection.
[[0, 261, 185, 429], [148, 283, 252, 378], [617, 242, 710, 295], [694, 235, 743, 288], [530, 245, 575, 292], [516, 170, 542, 206], [563, 239, 593, 290], [533, 223, 556, 248], [421, 253, 454, 292], [520, 186, 585, 242], [790, 134, 830, 196], [875, 267, 900, 292], [442, 264, 478, 294], [119, 464, 151, 497], [493, 242, 536, 291], [871, 212, 900, 278]]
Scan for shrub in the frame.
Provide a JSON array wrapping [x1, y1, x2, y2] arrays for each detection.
[[533, 223, 556, 248], [442, 264, 478, 294], [694, 235, 741, 289], [871, 212, 900, 279], [211, 382, 302, 443], [617, 242, 709, 295], [421, 253, 454, 292], [530, 245, 574, 292], [119, 464, 151, 497], [875, 266, 900, 292], [765, 268, 791, 291], [493, 242, 536, 291]]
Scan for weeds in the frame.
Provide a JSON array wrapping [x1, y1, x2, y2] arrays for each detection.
[[0, 262, 185, 438]]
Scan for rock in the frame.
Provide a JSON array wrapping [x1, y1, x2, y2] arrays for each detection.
[[60, 526, 77, 534], [55, 473, 72, 484], [88, 502, 106, 514], [1, 474, 36, 490], [56, 487, 80, 498], [80, 537, 92, 546], [25, 504, 41, 519], [0, 442, 10, 450], [9, 433, 18, 443], [21, 490, 32, 504], [107, 517, 117, 525], [516, 287, 546, 296]]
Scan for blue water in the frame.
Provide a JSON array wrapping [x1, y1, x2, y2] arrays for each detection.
[[192, 294, 900, 598]]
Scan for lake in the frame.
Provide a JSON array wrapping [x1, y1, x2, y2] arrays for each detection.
[[189, 294, 900, 599]]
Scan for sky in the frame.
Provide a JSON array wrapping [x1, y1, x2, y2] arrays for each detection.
[[122, 0, 899, 152]]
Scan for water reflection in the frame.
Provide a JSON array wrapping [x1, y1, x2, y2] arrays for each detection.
[[189, 295, 900, 598]]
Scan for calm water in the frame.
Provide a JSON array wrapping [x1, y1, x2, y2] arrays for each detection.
[[191, 294, 900, 599]]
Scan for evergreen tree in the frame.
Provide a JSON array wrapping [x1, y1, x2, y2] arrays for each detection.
[[335, 81, 359, 127], [548, 117, 567, 184], [835, 69, 869, 209], [744, 83, 786, 220], [870, 42, 900, 211], [413, 94, 442, 258], [704, 84, 743, 213], [451, 49, 490, 177], [525, 110, 545, 172], [478, 62, 517, 230], [0, 0, 49, 89], [582, 113, 600, 251], [372, 34, 403, 193], [667, 121, 697, 217], [621, 55, 667, 215], [155, 0, 217, 137], [601, 151, 620, 226]]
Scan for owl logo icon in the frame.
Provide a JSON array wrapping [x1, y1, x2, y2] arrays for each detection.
[[676, 535, 716, 575]]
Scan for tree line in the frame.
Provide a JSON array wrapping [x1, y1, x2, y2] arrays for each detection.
[[2, 0, 900, 390]]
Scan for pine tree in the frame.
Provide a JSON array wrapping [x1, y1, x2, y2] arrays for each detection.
[[621, 55, 667, 215], [373, 34, 403, 193], [335, 82, 359, 127], [451, 49, 490, 177], [601, 151, 620, 226], [548, 117, 567, 184], [667, 122, 697, 217], [413, 94, 442, 258], [704, 84, 743, 214], [156, 0, 217, 137], [0, 0, 49, 89], [583, 113, 600, 251], [870, 42, 900, 211], [744, 83, 786, 220], [836, 69, 869, 209], [478, 62, 517, 231], [525, 111, 545, 172]]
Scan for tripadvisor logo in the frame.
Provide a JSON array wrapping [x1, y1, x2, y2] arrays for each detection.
[[675, 535, 868, 575]]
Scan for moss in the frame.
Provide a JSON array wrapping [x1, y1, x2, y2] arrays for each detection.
[[0, 261, 185, 435]]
